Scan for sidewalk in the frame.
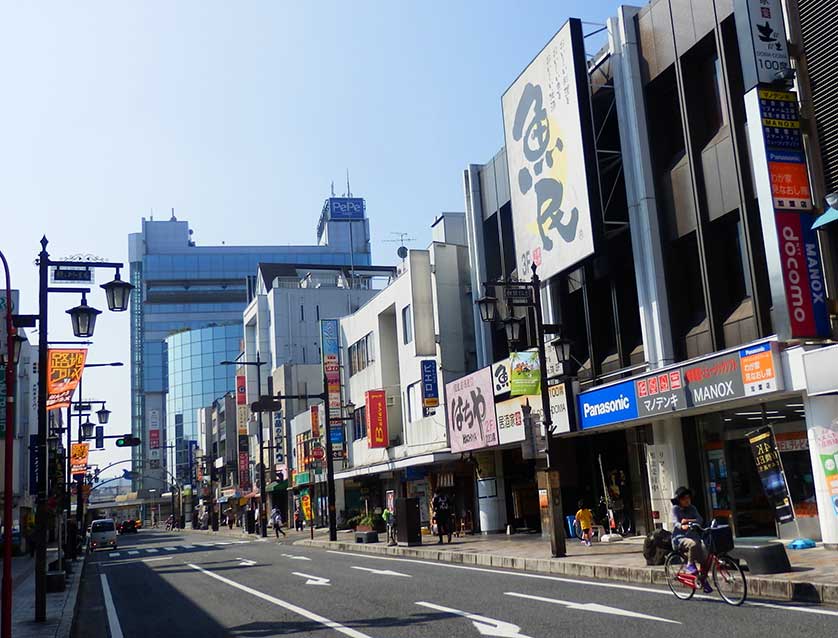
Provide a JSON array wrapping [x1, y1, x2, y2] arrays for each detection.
[[295, 532, 838, 605], [8, 550, 85, 638]]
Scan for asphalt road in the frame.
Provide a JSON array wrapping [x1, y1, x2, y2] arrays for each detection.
[[73, 529, 838, 638]]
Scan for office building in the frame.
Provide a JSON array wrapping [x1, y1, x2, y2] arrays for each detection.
[[128, 199, 371, 491]]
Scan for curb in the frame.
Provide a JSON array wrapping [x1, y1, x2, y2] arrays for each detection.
[[59, 556, 86, 638], [295, 539, 838, 605]]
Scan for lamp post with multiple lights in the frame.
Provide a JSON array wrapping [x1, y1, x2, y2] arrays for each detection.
[[19, 237, 133, 622], [476, 263, 575, 559]]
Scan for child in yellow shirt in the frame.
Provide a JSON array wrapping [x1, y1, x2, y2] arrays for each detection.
[[575, 500, 593, 546]]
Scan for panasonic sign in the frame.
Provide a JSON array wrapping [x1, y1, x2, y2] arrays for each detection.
[[577, 380, 638, 430]]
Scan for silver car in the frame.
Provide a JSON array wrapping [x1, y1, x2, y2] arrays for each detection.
[[89, 518, 118, 551]]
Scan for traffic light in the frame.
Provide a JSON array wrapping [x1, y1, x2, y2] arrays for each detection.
[[115, 435, 142, 447]]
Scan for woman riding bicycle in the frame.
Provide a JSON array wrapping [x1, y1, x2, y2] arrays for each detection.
[[670, 486, 712, 593]]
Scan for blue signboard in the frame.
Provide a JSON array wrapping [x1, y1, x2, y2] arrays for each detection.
[[330, 426, 345, 445], [420, 360, 439, 408], [577, 380, 638, 430], [328, 197, 365, 220]]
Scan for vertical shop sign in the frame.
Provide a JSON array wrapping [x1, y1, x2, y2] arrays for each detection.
[[46, 348, 87, 411], [365, 389, 388, 448], [320, 319, 342, 422], [238, 433, 251, 491], [445, 367, 499, 452], [420, 359, 440, 408], [29, 435, 39, 495], [310, 405, 321, 439], [149, 429, 160, 449], [236, 374, 247, 405], [739, 341, 782, 396], [747, 426, 795, 523], [70, 442, 89, 477], [734, 0, 792, 91], [509, 351, 541, 397], [300, 488, 313, 521]]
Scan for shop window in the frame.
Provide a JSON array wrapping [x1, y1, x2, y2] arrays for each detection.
[[353, 406, 367, 440], [406, 381, 422, 423], [349, 332, 375, 376]]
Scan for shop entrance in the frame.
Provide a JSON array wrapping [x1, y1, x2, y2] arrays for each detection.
[[560, 426, 652, 537]]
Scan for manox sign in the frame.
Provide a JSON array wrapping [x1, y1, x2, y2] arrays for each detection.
[[577, 341, 783, 430]]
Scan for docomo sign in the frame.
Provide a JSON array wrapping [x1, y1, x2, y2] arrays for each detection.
[[365, 389, 388, 448], [776, 212, 830, 338]]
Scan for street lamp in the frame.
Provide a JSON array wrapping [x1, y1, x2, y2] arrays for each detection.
[[96, 407, 111, 425], [100, 269, 133, 312], [80, 417, 95, 440], [0, 331, 26, 367], [477, 263, 569, 558], [65, 293, 101, 338]]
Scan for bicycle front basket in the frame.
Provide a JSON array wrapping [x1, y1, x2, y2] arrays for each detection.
[[704, 525, 734, 554]]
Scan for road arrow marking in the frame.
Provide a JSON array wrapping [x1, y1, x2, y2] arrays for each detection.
[[237, 558, 257, 566], [351, 566, 411, 578], [281, 553, 311, 561], [292, 572, 330, 586], [416, 602, 531, 638], [504, 593, 680, 624]]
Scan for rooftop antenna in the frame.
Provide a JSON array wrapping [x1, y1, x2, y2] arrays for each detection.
[[346, 169, 352, 197], [383, 232, 416, 265], [170, 207, 177, 221], [330, 181, 336, 197]]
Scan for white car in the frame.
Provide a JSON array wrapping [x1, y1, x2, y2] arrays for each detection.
[[89, 519, 118, 551]]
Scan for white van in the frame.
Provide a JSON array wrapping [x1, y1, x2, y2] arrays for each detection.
[[89, 519, 118, 551]]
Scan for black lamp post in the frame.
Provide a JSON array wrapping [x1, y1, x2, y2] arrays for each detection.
[[100, 269, 133, 312], [80, 417, 95, 441], [477, 263, 569, 558], [29, 237, 132, 622], [96, 407, 111, 425]]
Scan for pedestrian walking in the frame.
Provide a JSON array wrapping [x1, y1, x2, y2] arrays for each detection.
[[294, 507, 303, 531], [271, 507, 286, 538], [432, 490, 452, 544], [575, 499, 594, 546]]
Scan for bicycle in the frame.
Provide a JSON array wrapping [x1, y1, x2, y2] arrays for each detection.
[[663, 523, 747, 606]]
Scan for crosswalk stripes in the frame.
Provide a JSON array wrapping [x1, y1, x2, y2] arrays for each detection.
[[107, 540, 253, 559], [127, 551, 139, 555], [163, 547, 177, 551], [146, 548, 159, 553], [109, 552, 120, 558]]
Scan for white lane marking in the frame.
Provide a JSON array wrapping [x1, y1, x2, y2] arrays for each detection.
[[187, 564, 365, 635], [292, 572, 331, 586], [351, 566, 411, 578], [236, 557, 257, 567], [416, 602, 531, 638], [127, 551, 139, 556], [163, 547, 177, 551], [142, 556, 174, 563], [196, 542, 216, 546], [100, 574, 125, 638], [145, 548, 158, 553], [326, 550, 838, 618], [108, 552, 121, 558], [181, 544, 195, 549], [215, 541, 231, 545], [281, 553, 311, 561], [234, 541, 249, 544], [506, 592, 680, 624]]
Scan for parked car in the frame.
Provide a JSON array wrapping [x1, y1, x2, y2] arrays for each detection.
[[89, 519, 118, 551], [119, 520, 138, 535]]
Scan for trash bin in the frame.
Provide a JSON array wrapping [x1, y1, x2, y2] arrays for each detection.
[[395, 497, 421, 546]]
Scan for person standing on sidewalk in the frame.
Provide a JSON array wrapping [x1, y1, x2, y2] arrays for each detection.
[[271, 507, 286, 538], [575, 500, 594, 546], [432, 491, 452, 544]]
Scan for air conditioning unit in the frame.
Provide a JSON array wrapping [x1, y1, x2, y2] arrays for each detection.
[[385, 395, 396, 407]]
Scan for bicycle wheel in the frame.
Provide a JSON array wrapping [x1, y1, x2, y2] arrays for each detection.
[[664, 552, 696, 600], [712, 555, 747, 606]]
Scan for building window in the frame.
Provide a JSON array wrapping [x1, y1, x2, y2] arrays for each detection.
[[402, 305, 413, 344], [300, 304, 305, 321], [353, 406, 367, 440], [348, 332, 375, 376], [406, 381, 422, 423], [316, 305, 320, 321]]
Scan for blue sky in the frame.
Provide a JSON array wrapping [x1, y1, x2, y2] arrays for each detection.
[[1, 1, 614, 475]]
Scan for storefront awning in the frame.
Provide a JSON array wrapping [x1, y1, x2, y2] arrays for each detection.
[[266, 481, 288, 491], [334, 452, 460, 481], [812, 205, 838, 230]]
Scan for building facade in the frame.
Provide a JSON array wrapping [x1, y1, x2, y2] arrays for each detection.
[[128, 201, 371, 492], [456, 2, 838, 546]]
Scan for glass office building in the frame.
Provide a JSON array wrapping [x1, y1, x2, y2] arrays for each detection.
[[129, 210, 371, 491], [165, 324, 242, 481]]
